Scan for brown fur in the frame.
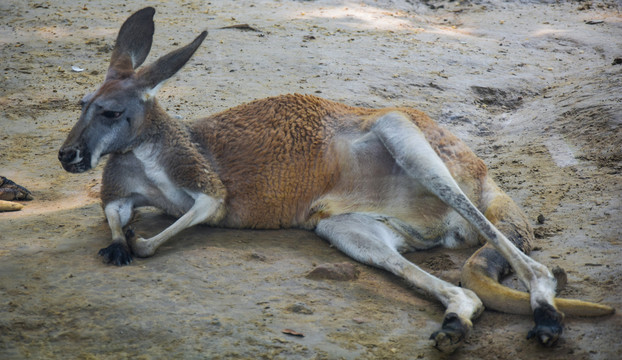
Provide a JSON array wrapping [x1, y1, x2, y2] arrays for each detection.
[[190, 94, 487, 230]]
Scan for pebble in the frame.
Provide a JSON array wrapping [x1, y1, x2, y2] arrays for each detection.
[[305, 262, 359, 281]]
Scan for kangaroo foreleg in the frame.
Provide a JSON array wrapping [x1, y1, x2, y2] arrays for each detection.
[[128, 193, 223, 258], [101, 198, 135, 265]]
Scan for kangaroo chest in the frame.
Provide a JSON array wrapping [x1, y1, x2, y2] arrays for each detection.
[[132, 144, 196, 216]]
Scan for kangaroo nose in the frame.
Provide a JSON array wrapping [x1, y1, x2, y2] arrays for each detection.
[[58, 148, 77, 164]]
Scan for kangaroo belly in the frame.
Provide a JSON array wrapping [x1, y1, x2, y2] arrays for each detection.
[[309, 131, 481, 248], [311, 175, 481, 249]]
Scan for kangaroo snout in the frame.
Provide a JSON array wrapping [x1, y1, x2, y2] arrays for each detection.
[[58, 147, 77, 164], [58, 145, 91, 173]]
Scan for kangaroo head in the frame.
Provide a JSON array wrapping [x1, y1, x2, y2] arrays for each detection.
[[58, 7, 207, 173]]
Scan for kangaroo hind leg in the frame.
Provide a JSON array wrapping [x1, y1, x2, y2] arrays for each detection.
[[463, 179, 565, 345], [463, 178, 614, 344], [371, 112, 563, 346], [316, 213, 484, 353]]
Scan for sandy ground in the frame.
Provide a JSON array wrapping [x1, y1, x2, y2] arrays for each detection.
[[1, 0, 621, 359]]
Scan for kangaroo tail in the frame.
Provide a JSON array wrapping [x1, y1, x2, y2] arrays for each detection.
[[461, 245, 615, 317]]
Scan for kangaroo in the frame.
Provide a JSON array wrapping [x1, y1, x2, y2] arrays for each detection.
[[58, 7, 614, 353]]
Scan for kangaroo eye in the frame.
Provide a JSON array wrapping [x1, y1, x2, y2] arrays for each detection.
[[102, 110, 122, 119]]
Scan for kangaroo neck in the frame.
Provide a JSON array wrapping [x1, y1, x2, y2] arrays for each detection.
[[140, 100, 191, 144], [132, 100, 227, 199]]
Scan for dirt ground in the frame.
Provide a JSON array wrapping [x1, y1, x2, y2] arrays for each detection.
[[1, 0, 621, 359]]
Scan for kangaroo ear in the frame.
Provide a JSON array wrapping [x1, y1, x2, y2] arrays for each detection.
[[136, 31, 207, 98], [107, 7, 156, 80]]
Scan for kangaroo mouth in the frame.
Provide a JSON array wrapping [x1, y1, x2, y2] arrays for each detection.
[[58, 146, 93, 173], [61, 160, 92, 173]]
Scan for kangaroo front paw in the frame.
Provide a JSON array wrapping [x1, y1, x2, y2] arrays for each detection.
[[98, 242, 133, 266], [430, 312, 471, 353], [527, 302, 563, 346], [126, 228, 154, 258]]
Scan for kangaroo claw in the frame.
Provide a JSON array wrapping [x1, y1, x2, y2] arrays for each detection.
[[527, 302, 563, 347], [430, 312, 471, 353], [98, 242, 133, 266]]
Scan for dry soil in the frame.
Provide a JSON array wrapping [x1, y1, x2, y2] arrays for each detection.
[[1, 1, 621, 359]]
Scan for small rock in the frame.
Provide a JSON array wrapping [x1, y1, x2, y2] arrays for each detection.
[[286, 302, 314, 315], [306, 262, 359, 281], [248, 252, 267, 261], [282, 328, 304, 337], [552, 266, 567, 293], [537, 214, 546, 224]]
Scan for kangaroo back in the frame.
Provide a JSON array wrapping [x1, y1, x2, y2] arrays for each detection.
[[191, 94, 368, 228]]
